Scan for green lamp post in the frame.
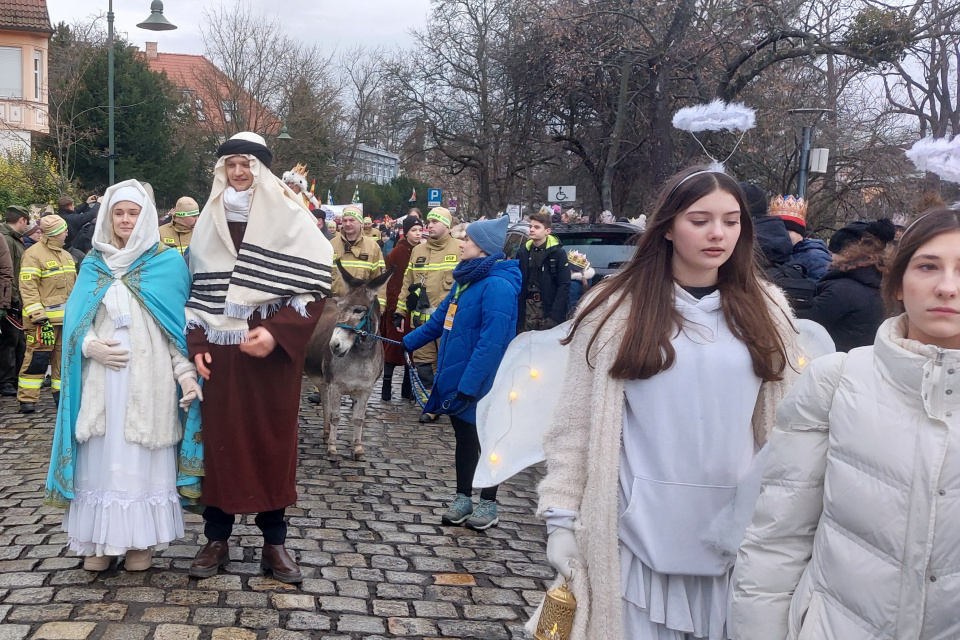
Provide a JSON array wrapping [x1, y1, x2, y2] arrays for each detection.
[[106, 0, 177, 185]]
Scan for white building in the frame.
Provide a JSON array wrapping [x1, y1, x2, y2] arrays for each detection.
[[346, 145, 400, 185]]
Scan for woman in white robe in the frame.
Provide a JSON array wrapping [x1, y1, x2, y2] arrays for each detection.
[[62, 180, 203, 571]]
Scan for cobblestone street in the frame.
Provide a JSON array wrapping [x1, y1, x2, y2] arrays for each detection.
[[0, 380, 550, 640]]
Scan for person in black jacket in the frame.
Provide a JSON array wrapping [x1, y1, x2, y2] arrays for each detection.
[[58, 195, 100, 249], [516, 211, 570, 332], [798, 219, 896, 352]]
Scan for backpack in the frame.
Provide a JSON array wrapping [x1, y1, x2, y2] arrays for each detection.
[[767, 260, 817, 311]]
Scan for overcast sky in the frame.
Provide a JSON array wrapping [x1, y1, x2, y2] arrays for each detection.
[[44, 0, 433, 55]]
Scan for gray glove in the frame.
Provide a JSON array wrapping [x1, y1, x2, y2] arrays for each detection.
[[85, 339, 130, 370], [546, 528, 585, 581]]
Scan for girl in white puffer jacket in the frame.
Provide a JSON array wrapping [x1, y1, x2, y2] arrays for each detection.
[[732, 207, 960, 640]]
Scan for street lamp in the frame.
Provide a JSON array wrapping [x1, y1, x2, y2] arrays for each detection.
[[106, 0, 177, 185], [787, 108, 834, 200], [276, 124, 292, 140]]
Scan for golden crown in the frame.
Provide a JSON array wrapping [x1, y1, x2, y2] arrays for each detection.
[[292, 162, 308, 176], [567, 250, 589, 270], [768, 194, 807, 221]]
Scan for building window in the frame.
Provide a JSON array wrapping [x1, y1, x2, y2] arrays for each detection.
[[33, 51, 42, 101], [0, 47, 23, 99], [194, 97, 205, 121], [222, 99, 237, 123]]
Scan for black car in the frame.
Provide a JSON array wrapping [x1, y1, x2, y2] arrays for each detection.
[[504, 221, 641, 284]]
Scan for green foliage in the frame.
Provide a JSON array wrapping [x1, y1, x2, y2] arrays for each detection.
[[321, 175, 433, 219], [844, 7, 914, 66], [67, 37, 190, 208], [0, 153, 75, 211]]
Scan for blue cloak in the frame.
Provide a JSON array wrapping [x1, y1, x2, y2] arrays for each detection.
[[44, 243, 203, 510]]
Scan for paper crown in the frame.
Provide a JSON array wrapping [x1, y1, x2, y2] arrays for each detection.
[[292, 162, 308, 176], [567, 249, 590, 270], [769, 195, 807, 226]]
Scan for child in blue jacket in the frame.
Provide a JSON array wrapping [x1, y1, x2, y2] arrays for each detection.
[[403, 215, 520, 530]]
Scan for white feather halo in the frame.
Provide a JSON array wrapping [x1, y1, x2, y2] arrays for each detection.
[[906, 136, 960, 184], [672, 100, 756, 133]]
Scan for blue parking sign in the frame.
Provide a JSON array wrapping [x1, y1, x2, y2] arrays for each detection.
[[428, 189, 442, 207]]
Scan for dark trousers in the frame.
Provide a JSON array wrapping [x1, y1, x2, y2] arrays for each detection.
[[203, 506, 287, 545], [450, 415, 498, 501], [0, 324, 26, 386]]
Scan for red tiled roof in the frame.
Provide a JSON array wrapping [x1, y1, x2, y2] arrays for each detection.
[[0, 0, 52, 32]]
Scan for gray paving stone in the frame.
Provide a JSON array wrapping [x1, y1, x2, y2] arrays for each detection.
[[238, 608, 280, 629], [412, 600, 458, 618], [437, 619, 511, 639], [0, 625, 29, 640], [193, 607, 238, 626], [284, 611, 332, 631], [141, 606, 190, 623], [100, 623, 150, 640], [4, 587, 53, 603], [387, 617, 439, 636], [335, 614, 385, 634]]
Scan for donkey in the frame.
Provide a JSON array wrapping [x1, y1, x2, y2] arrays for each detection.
[[304, 262, 394, 461]]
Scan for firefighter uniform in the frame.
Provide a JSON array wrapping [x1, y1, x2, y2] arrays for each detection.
[[331, 233, 387, 307], [396, 208, 461, 368], [18, 216, 76, 404], [159, 196, 199, 256]]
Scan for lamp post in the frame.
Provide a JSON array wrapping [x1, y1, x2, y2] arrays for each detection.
[[787, 108, 834, 200], [106, 0, 176, 186]]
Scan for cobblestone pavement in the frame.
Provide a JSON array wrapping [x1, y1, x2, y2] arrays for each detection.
[[0, 380, 551, 639]]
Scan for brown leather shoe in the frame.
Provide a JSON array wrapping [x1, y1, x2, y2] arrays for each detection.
[[189, 540, 229, 578], [261, 543, 302, 584]]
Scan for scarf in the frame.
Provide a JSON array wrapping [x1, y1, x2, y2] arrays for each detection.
[[92, 180, 161, 328], [186, 154, 334, 344], [453, 252, 505, 285]]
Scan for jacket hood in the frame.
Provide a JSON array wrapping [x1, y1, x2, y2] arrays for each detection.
[[488, 259, 522, 293], [525, 234, 562, 251], [793, 237, 830, 256], [820, 264, 881, 288], [754, 216, 793, 265]]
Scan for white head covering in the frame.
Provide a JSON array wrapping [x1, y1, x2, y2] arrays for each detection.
[[92, 179, 161, 327]]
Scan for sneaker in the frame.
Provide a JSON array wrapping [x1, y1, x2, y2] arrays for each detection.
[[465, 499, 499, 531], [441, 493, 474, 526]]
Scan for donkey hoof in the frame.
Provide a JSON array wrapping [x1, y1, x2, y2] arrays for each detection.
[[327, 449, 339, 461], [352, 449, 365, 462]]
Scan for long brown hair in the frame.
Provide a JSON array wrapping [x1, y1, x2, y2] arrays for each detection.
[[564, 166, 789, 381], [882, 207, 960, 315]]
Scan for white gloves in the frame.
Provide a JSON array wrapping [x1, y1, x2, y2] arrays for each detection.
[[546, 528, 585, 581], [179, 375, 203, 409], [85, 339, 130, 370]]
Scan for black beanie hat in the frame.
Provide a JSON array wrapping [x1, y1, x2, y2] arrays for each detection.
[[403, 215, 423, 236], [216, 133, 273, 169], [738, 182, 768, 219], [828, 219, 896, 253]]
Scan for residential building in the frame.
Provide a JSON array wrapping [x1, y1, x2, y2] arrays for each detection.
[[0, 0, 52, 156], [142, 41, 278, 140], [347, 144, 400, 185]]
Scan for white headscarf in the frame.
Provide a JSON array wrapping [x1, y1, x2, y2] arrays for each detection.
[[92, 179, 161, 327]]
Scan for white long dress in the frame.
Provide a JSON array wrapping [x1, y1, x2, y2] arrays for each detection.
[[64, 319, 185, 556]]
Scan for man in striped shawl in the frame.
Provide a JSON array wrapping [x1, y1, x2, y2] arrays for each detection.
[[186, 132, 333, 583]]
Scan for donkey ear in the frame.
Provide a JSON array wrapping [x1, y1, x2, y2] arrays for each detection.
[[337, 259, 366, 289], [367, 265, 395, 291]]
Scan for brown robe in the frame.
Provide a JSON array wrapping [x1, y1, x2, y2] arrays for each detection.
[[381, 237, 415, 365], [187, 221, 324, 514]]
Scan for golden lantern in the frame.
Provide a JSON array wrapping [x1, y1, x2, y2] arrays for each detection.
[[534, 581, 577, 640]]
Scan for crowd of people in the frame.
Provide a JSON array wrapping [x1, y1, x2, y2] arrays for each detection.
[[6, 125, 955, 639]]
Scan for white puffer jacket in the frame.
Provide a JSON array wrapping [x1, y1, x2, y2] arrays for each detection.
[[732, 315, 960, 640]]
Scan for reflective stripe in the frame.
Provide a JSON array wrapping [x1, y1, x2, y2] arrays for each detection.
[[407, 263, 456, 271], [45, 309, 65, 320], [40, 266, 76, 277], [51, 379, 61, 391], [339, 260, 380, 270], [397, 301, 408, 313], [23, 303, 43, 315], [378, 297, 387, 307], [18, 378, 43, 389]]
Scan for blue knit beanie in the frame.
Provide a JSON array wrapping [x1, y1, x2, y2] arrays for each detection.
[[466, 216, 510, 256]]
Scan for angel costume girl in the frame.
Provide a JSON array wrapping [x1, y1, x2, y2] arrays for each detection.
[[44, 179, 203, 571]]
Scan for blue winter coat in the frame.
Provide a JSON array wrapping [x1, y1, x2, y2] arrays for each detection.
[[790, 238, 832, 280], [403, 260, 521, 423]]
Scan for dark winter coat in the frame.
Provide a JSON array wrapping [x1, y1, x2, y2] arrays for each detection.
[[404, 260, 521, 423], [797, 265, 884, 352], [790, 238, 832, 280], [516, 235, 571, 331], [754, 216, 793, 267], [60, 204, 98, 249]]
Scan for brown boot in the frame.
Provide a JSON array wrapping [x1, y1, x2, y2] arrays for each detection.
[[189, 540, 229, 578], [261, 543, 302, 584]]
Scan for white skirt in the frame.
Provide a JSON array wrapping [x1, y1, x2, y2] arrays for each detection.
[[64, 327, 184, 556], [620, 543, 731, 640]]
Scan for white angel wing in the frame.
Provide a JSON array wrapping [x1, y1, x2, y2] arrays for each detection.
[[906, 136, 960, 184], [473, 322, 571, 488]]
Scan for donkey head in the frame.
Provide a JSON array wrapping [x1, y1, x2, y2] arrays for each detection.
[[330, 260, 395, 357]]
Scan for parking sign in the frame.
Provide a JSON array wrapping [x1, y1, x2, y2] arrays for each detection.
[[428, 189, 442, 208]]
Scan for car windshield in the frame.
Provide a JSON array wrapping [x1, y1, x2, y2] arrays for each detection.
[[556, 232, 637, 270]]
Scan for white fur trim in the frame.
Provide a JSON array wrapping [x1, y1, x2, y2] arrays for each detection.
[[906, 136, 960, 184], [672, 100, 756, 133]]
